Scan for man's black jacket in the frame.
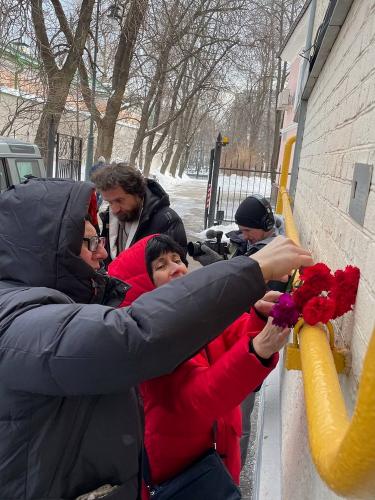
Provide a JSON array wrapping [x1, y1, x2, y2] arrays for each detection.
[[0, 179, 266, 499]]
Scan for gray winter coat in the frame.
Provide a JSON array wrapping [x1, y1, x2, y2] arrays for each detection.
[[0, 179, 266, 499]]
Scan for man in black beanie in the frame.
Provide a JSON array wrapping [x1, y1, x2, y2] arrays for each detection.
[[191, 194, 284, 267], [230, 194, 284, 257]]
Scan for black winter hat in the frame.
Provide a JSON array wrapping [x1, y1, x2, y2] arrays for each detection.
[[235, 195, 274, 230]]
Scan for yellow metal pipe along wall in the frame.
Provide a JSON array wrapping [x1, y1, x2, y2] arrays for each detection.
[[299, 324, 375, 498], [275, 135, 296, 214], [280, 188, 375, 498]]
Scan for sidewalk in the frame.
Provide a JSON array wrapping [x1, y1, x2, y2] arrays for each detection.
[[240, 394, 261, 499]]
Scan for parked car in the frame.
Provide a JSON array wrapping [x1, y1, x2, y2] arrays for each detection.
[[0, 136, 46, 192]]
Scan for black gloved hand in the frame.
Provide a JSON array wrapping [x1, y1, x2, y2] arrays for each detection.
[[193, 244, 224, 266]]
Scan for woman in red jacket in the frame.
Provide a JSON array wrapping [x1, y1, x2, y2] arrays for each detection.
[[108, 234, 288, 495]]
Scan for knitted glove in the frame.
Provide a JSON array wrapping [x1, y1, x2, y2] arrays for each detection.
[[192, 244, 224, 266]]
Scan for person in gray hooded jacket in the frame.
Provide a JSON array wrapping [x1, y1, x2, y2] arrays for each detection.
[[0, 178, 312, 500]]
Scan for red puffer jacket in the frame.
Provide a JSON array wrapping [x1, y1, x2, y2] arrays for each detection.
[[108, 236, 279, 495]]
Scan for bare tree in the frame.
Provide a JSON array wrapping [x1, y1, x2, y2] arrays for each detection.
[[77, 0, 149, 162], [221, 0, 304, 169], [127, 0, 243, 176], [30, 0, 95, 168], [0, 95, 41, 137], [0, 1, 29, 58]]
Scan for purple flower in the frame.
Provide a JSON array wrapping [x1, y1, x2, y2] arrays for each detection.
[[270, 293, 300, 328]]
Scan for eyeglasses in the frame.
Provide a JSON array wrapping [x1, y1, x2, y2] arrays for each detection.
[[83, 236, 106, 252]]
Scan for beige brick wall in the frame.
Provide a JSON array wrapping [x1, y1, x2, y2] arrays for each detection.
[[282, 0, 375, 498]]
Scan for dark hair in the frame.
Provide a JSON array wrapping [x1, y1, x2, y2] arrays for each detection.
[[92, 162, 146, 198], [146, 235, 188, 283]]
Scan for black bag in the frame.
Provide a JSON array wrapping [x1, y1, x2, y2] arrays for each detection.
[[143, 446, 241, 499]]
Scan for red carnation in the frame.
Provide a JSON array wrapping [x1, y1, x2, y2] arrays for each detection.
[[299, 263, 334, 294], [292, 263, 334, 311], [329, 266, 360, 318], [292, 285, 316, 310], [302, 296, 336, 325]]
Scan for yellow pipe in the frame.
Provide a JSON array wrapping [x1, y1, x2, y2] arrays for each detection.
[[275, 135, 296, 214], [282, 190, 375, 498], [279, 187, 300, 246], [300, 324, 375, 498]]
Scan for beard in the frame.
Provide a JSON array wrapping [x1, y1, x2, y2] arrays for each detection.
[[116, 200, 143, 223]]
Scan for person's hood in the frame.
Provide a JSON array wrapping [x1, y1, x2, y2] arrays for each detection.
[[143, 179, 170, 216], [0, 178, 101, 303], [108, 234, 157, 306]]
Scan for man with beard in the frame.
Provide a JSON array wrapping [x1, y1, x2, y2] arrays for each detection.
[[93, 162, 187, 265]]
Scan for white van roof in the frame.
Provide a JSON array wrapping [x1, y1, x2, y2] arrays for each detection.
[[0, 136, 42, 158]]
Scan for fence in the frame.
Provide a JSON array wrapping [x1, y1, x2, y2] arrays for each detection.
[[214, 160, 289, 224], [185, 163, 209, 179], [55, 133, 82, 180]]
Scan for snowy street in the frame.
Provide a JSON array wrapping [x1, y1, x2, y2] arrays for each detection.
[[157, 171, 270, 240], [157, 174, 208, 240]]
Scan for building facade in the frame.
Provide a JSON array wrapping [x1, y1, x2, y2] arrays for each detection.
[[279, 1, 375, 498]]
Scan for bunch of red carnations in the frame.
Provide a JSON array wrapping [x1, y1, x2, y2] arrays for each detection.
[[270, 263, 360, 328]]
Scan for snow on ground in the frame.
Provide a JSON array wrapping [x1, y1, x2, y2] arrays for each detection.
[[156, 173, 208, 240], [216, 173, 272, 222], [157, 171, 271, 241], [218, 172, 272, 197]]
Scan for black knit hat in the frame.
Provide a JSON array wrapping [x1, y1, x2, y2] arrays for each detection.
[[235, 195, 275, 230]]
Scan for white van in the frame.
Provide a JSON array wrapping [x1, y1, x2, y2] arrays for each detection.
[[0, 136, 46, 192]]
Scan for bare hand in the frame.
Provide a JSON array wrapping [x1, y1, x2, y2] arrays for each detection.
[[251, 236, 313, 281], [252, 318, 290, 359], [254, 291, 282, 317]]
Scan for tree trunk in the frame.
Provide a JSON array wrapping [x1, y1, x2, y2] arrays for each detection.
[[129, 111, 150, 166], [168, 115, 186, 177], [169, 141, 185, 177], [143, 120, 173, 177], [34, 82, 70, 166], [96, 114, 118, 162], [143, 135, 154, 177], [160, 117, 179, 174], [178, 143, 190, 177], [95, 0, 149, 160], [142, 70, 168, 176], [31, 0, 95, 163]]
